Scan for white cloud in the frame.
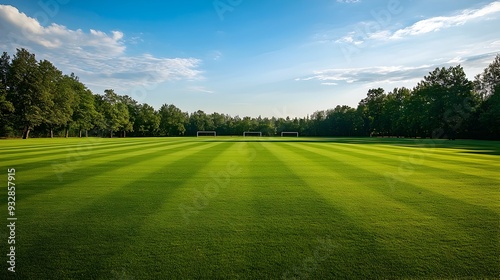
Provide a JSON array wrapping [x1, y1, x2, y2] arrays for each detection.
[[330, 1, 500, 46], [187, 86, 214, 94], [335, 32, 364, 45], [390, 1, 500, 39], [336, 0, 360, 3], [296, 65, 436, 85], [0, 4, 202, 92]]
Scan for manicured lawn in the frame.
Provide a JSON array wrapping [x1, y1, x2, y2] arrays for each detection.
[[1, 137, 499, 279]]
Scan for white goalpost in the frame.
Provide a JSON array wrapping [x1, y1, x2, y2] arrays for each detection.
[[243, 131, 262, 137], [281, 132, 299, 137], [197, 131, 216, 137]]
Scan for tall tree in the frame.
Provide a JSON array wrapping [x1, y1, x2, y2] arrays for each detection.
[[7, 48, 50, 139], [413, 66, 474, 139], [0, 52, 14, 136], [383, 87, 411, 137], [475, 55, 500, 139], [187, 110, 213, 135], [475, 54, 500, 100], [69, 74, 98, 137], [158, 104, 187, 136], [135, 103, 160, 136], [100, 89, 131, 138], [38, 60, 76, 138], [357, 88, 386, 136]]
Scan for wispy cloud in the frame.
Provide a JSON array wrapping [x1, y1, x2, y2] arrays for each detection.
[[329, 1, 500, 46], [187, 86, 214, 94], [336, 0, 360, 3], [390, 1, 500, 39], [296, 65, 436, 85], [0, 4, 203, 92]]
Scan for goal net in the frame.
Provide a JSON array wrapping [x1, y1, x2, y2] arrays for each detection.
[[281, 132, 299, 137], [243, 131, 262, 137], [197, 131, 216, 137]]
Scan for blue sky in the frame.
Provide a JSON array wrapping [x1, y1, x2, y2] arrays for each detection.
[[1, 0, 499, 117]]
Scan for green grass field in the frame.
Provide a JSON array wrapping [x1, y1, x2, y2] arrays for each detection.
[[1, 137, 499, 279]]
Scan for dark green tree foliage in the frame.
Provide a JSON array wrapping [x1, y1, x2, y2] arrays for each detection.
[[187, 110, 213, 135], [135, 103, 160, 136], [69, 75, 99, 137], [100, 89, 132, 138], [326, 105, 362, 136], [8, 49, 51, 139], [358, 88, 386, 136], [413, 65, 475, 139], [0, 52, 14, 136], [158, 104, 187, 136]]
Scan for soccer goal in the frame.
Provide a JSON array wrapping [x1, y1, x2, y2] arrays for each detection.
[[281, 131, 299, 137], [243, 131, 262, 137], [197, 131, 216, 137]]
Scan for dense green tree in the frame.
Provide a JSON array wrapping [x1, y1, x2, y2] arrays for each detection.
[[358, 88, 386, 136], [382, 87, 411, 137], [68, 75, 99, 137], [99, 89, 131, 138], [37, 60, 77, 138], [478, 85, 500, 139], [7, 49, 50, 139], [0, 52, 14, 136], [187, 110, 214, 135], [413, 65, 474, 139], [475, 54, 500, 100], [135, 103, 160, 136], [326, 105, 361, 136], [158, 104, 187, 136]]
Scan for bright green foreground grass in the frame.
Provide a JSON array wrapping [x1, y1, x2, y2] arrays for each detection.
[[0, 137, 499, 279]]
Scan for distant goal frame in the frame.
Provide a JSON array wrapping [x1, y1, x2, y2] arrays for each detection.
[[281, 131, 299, 137], [243, 131, 262, 137], [197, 131, 217, 137]]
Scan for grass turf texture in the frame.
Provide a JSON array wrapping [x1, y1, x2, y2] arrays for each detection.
[[0, 137, 499, 279]]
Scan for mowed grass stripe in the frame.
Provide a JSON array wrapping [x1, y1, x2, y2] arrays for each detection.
[[0, 138, 194, 167], [368, 142, 500, 167], [99, 142, 249, 279], [302, 142, 500, 191], [310, 142, 500, 181], [19, 141, 222, 219], [278, 142, 499, 277], [259, 142, 426, 278], [5, 138, 199, 185], [293, 142, 499, 215], [6, 140, 207, 206], [298, 142, 500, 207], [349, 141, 500, 170], [17, 141, 230, 279], [0, 137, 175, 155]]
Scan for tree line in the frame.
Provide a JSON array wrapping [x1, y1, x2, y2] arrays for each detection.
[[1, 48, 499, 139]]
